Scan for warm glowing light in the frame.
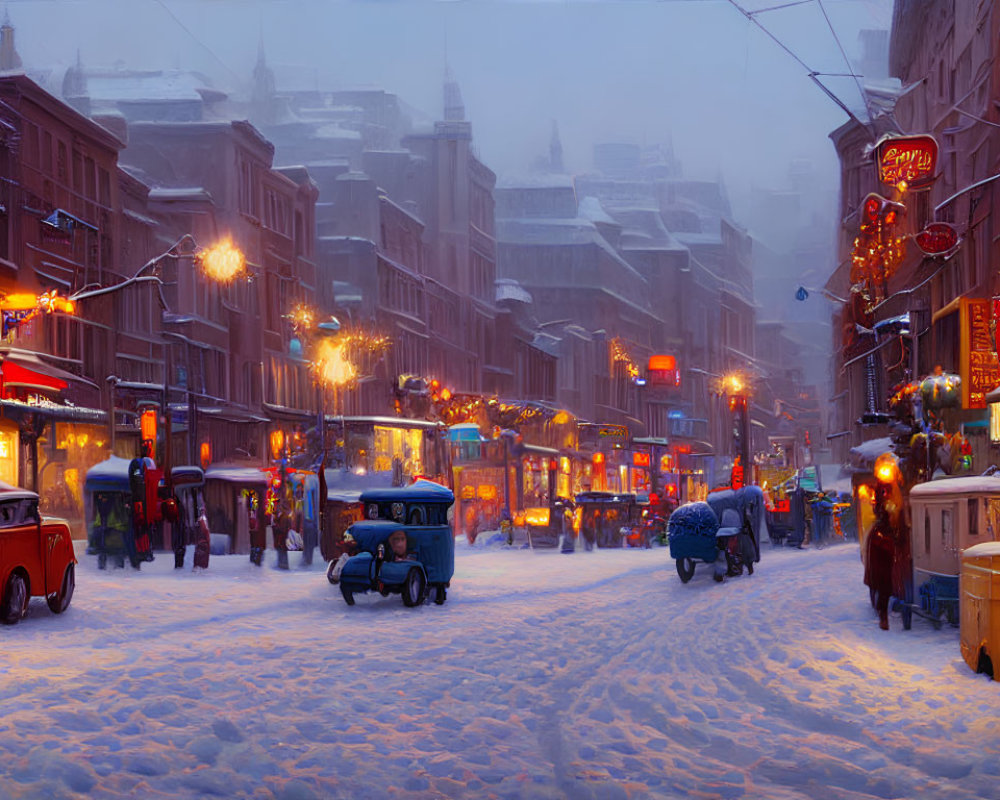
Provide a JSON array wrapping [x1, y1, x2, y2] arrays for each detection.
[[592, 452, 605, 465], [140, 408, 157, 442], [440, 388, 452, 401], [858, 485, 872, 501], [269, 429, 285, 460], [200, 441, 211, 469], [728, 375, 743, 393], [313, 338, 356, 387], [286, 303, 317, 335], [200, 237, 246, 283], [524, 507, 550, 527], [552, 411, 570, 425], [874, 452, 899, 484]]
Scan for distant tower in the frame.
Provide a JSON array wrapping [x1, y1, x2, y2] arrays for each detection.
[[0, 10, 22, 72], [549, 120, 564, 173], [443, 66, 465, 122], [62, 50, 90, 114], [251, 36, 276, 126]]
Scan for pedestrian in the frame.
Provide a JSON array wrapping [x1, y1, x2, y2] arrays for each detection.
[[193, 505, 211, 570], [865, 503, 896, 630], [273, 502, 290, 570]]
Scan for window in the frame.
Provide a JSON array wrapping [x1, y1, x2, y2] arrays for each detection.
[[969, 498, 979, 538]]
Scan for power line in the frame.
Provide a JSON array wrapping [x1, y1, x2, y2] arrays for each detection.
[[726, 0, 869, 129], [816, 0, 875, 124], [151, 0, 245, 88]]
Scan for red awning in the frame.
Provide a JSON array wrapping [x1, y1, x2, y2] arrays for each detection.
[[0, 359, 68, 395]]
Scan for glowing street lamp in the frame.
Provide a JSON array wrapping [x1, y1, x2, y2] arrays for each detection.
[[198, 236, 247, 284]]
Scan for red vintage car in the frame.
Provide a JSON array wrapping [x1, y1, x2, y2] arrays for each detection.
[[0, 482, 76, 624]]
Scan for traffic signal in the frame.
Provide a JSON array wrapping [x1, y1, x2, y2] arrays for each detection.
[[860, 192, 905, 233]]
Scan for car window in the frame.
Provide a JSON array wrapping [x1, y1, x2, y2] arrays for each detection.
[[0, 501, 19, 528]]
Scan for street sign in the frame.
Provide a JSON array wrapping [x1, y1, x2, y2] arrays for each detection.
[[915, 222, 959, 255], [875, 134, 938, 191]]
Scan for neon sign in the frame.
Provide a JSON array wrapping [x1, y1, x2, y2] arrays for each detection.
[[875, 134, 938, 191]]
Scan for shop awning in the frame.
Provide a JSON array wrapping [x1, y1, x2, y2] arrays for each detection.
[[0, 349, 97, 393]]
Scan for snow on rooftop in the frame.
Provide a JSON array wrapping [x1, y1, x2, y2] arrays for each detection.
[[910, 475, 1000, 496]]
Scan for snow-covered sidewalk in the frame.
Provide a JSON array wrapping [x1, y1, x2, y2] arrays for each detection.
[[0, 539, 996, 799]]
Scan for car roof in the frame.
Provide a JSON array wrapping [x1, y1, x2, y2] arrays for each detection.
[[359, 479, 455, 504], [0, 480, 39, 502]]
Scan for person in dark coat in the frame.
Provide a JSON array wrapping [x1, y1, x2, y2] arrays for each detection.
[[865, 502, 896, 630], [272, 503, 290, 570], [193, 505, 211, 570]]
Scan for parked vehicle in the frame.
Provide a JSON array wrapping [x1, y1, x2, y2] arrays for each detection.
[[85, 455, 163, 569], [0, 481, 76, 624], [575, 491, 642, 549], [906, 475, 1000, 628], [335, 480, 455, 607], [668, 494, 759, 583]]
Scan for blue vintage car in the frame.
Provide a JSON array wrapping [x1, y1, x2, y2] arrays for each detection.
[[336, 480, 455, 607]]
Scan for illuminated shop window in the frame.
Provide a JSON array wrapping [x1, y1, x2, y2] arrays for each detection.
[[0, 430, 17, 485]]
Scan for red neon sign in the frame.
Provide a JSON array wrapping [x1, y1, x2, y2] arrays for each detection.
[[915, 222, 959, 255], [875, 134, 938, 191]]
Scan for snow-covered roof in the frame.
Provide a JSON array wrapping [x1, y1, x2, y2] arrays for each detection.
[[495, 173, 575, 190], [577, 196, 618, 225], [84, 455, 134, 479], [962, 541, 1000, 558], [495, 279, 532, 305], [849, 437, 894, 467], [910, 475, 1000, 497], [83, 70, 216, 103], [204, 466, 268, 485]]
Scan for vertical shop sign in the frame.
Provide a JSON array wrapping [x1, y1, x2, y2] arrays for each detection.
[[961, 298, 1000, 408]]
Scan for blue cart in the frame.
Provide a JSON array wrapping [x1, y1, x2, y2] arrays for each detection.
[[337, 480, 455, 607]]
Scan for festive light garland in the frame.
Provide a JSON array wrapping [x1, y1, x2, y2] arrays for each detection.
[[610, 337, 639, 379]]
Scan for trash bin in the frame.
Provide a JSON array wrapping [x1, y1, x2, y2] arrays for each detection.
[[960, 542, 1000, 680]]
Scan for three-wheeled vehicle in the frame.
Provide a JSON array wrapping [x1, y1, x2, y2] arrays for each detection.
[[906, 475, 1000, 627], [668, 487, 760, 583], [335, 480, 455, 607], [0, 481, 76, 624], [575, 491, 642, 549]]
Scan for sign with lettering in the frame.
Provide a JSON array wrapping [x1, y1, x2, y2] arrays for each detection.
[[875, 134, 938, 191], [961, 298, 1000, 409], [915, 222, 959, 255]]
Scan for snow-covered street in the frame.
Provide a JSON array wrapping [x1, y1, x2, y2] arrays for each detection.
[[1, 538, 997, 800]]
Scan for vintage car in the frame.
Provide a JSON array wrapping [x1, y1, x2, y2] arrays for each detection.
[[0, 481, 76, 624], [335, 479, 455, 607]]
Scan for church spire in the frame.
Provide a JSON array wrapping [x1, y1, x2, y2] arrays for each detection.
[[251, 34, 276, 126], [443, 65, 465, 122], [0, 9, 23, 72]]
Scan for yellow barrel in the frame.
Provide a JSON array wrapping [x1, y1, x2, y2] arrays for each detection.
[[960, 542, 1000, 680]]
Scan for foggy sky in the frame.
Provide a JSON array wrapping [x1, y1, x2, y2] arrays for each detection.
[[7, 0, 892, 224]]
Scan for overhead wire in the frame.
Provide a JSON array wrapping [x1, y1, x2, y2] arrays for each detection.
[[816, 0, 875, 123], [725, 0, 870, 130]]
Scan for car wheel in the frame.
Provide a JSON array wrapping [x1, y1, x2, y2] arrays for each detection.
[[433, 585, 447, 605], [1, 572, 27, 625], [340, 583, 355, 606], [402, 568, 426, 607], [675, 558, 695, 583], [47, 563, 75, 614]]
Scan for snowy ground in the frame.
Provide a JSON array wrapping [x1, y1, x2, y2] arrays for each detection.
[[0, 535, 997, 800]]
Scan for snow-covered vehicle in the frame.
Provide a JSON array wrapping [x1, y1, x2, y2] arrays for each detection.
[[905, 475, 1000, 628], [0, 482, 76, 624], [334, 480, 455, 607], [668, 490, 759, 583]]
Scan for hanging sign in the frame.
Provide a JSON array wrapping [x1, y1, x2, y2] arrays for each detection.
[[875, 134, 938, 191], [915, 222, 959, 255], [961, 298, 1000, 409]]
